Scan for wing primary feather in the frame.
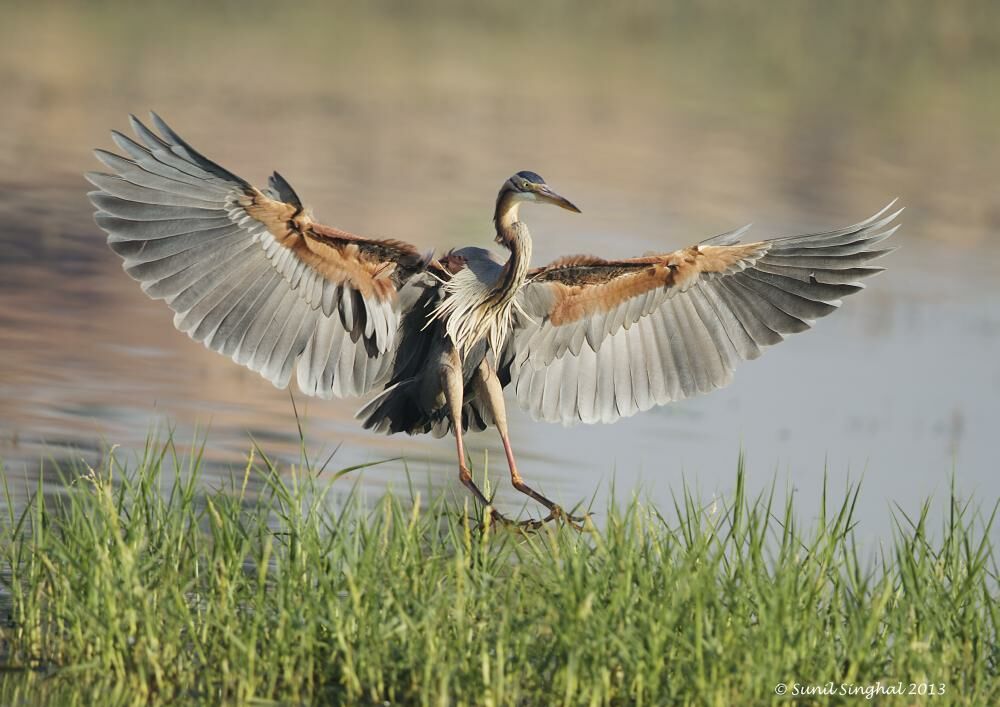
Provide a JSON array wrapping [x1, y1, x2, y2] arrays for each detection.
[[680, 292, 729, 393], [120, 228, 245, 278], [713, 278, 785, 346], [144, 239, 257, 303], [687, 286, 739, 371], [731, 271, 835, 321], [741, 267, 858, 303], [759, 250, 894, 271], [86, 172, 221, 208], [697, 282, 761, 360], [91, 193, 222, 222], [93, 150, 230, 199], [149, 112, 250, 187], [771, 206, 901, 247], [109, 228, 244, 263], [753, 261, 887, 285], [771, 227, 898, 256], [107, 133, 226, 190], [723, 276, 811, 334], [127, 116, 233, 185]]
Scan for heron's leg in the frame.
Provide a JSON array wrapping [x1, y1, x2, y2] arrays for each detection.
[[475, 361, 586, 527], [442, 347, 506, 523]]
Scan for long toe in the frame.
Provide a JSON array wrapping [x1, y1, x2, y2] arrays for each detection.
[[545, 505, 589, 530], [472, 507, 514, 531], [514, 516, 547, 531], [489, 507, 512, 526]]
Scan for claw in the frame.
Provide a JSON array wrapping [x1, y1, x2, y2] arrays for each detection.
[[512, 506, 590, 532], [471, 506, 513, 532], [541, 505, 589, 530], [475, 508, 589, 533], [489, 507, 511, 525]]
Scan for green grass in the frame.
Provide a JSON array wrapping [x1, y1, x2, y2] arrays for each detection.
[[0, 439, 997, 705]]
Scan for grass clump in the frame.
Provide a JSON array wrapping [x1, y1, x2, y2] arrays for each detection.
[[0, 440, 997, 705]]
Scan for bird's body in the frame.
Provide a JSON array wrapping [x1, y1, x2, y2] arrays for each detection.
[[89, 115, 899, 524]]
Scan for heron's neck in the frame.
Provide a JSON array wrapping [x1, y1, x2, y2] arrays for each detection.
[[493, 198, 532, 300]]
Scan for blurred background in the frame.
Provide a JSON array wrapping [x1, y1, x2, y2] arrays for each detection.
[[1, 0, 998, 539]]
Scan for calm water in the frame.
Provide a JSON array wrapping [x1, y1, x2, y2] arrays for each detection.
[[1, 2, 998, 540]]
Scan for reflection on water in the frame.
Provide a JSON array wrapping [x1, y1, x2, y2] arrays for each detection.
[[1, 2, 999, 541]]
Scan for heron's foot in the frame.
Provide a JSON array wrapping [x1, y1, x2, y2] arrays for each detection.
[[487, 506, 511, 526], [488, 514, 542, 531], [539, 505, 589, 530], [504, 506, 588, 532], [477, 509, 578, 532], [492, 514, 552, 531], [469, 505, 512, 532], [509, 479, 587, 529]]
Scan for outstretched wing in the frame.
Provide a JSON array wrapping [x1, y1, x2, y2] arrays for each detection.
[[507, 204, 900, 424], [87, 113, 428, 398]]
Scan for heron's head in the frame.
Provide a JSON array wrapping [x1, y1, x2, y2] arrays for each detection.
[[498, 171, 581, 215]]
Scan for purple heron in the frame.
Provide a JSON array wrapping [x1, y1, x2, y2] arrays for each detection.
[[88, 114, 899, 525]]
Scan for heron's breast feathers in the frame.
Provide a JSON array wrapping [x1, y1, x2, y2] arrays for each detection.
[[427, 266, 518, 356]]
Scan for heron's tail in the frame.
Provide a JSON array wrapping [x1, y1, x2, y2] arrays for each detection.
[[357, 378, 490, 437], [357, 379, 441, 436]]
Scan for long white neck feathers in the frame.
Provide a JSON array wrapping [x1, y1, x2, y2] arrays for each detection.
[[429, 195, 533, 356]]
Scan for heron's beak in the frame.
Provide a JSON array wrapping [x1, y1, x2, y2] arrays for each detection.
[[538, 185, 581, 213]]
